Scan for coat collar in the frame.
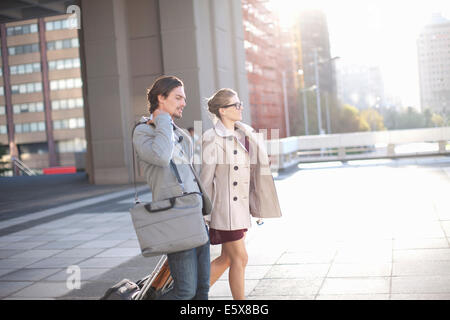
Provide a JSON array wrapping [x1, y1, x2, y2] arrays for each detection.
[[214, 119, 253, 138]]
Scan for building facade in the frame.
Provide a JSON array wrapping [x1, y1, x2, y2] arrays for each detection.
[[417, 13, 450, 113], [0, 14, 84, 173], [242, 0, 298, 138]]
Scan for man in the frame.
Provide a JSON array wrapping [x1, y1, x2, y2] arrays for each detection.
[[132, 76, 210, 300]]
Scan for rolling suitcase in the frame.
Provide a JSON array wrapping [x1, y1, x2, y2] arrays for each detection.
[[100, 255, 173, 300]]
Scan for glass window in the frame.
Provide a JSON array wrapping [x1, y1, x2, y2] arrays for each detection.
[[73, 58, 80, 68], [0, 125, 6, 135], [35, 82, 42, 92], [13, 105, 20, 114], [49, 61, 56, 70], [68, 99, 75, 109], [20, 104, 27, 112], [66, 78, 74, 89], [54, 20, 62, 30], [0, 87, 3, 96], [60, 99, 67, 109], [76, 98, 83, 107], [36, 102, 44, 112], [72, 38, 79, 47], [15, 124, 22, 133], [57, 60, 64, 70], [50, 80, 57, 90], [29, 103, 36, 112], [77, 118, 85, 128], [52, 100, 60, 110], [27, 83, 34, 93], [46, 21, 53, 31], [58, 79, 66, 90], [33, 63, 40, 72], [18, 65, 25, 74], [30, 122, 37, 132], [22, 25, 30, 34], [53, 120, 61, 130], [38, 122, 45, 131], [10, 66, 17, 74], [30, 24, 38, 33], [22, 123, 30, 133], [19, 84, 26, 94], [75, 78, 82, 87], [65, 59, 73, 69], [55, 40, 63, 50], [0, 106, 5, 115], [8, 47, 15, 55], [69, 118, 77, 129], [25, 64, 32, 73]]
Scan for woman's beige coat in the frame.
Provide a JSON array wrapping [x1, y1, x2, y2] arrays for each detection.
[[200, 120, 282, 231]]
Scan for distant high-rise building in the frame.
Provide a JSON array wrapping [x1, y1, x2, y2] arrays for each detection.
[[337, 64, 385, 110], [297, 10, 337, 99], [417, 13, 450, 113], [0, 14, 84, 173]]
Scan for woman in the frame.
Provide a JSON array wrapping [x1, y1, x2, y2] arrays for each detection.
[[200, 88, 282, 300]]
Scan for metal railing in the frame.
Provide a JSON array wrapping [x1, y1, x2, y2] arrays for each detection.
[[267, 127, 450, 170], [11, 156, 36, 176]]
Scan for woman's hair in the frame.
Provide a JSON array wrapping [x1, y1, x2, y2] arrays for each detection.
[[206, 88, 237, 119], [147, 76, 184, 114]]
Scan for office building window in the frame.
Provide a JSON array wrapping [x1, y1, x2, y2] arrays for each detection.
[[0, 125, 7, 135], [13, 102, 44, 114], [11, 82, 42, 94], [48, 58, 80, 71], [0, 87, 4, 96], [57, 138, 86, 153], [53, 117, 85, 130], [8, 43, 40, 56], [6, 23, 38, 36], [45, 19, 71, 31], [52, 98, 83, 110], [10, 62, 41, 75], [47, 38, 79, 51], [15, 121, 46, 133], [50, 78, 82, 91], [0, 105, 5, 115]]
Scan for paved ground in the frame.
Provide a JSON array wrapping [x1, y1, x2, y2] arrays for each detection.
[[0, 156, 449, 300]]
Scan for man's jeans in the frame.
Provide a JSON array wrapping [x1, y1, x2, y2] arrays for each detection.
[[158, 234, 210, 300]]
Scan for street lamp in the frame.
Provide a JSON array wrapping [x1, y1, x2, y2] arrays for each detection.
[[298, 84, 316, 135], [313, 48, 340, 135]]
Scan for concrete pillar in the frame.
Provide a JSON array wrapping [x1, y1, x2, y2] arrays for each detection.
[[80, 0, 250, 184]]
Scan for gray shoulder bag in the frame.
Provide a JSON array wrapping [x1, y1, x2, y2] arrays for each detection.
[[129, 122, 209, 257]]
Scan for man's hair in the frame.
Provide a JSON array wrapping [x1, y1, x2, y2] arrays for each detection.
[[147, 76, 184, 114]]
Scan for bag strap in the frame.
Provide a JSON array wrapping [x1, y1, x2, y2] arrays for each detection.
[[131, 120, 200, 204]]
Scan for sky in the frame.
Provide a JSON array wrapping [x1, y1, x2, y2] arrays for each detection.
[[269, 0, 450, 109]]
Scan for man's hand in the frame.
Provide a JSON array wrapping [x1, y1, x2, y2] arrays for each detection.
[[152, 108, 169, 119]]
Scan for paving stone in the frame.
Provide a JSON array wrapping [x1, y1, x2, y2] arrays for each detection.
[[25, 256, 86, 269], [52, 248, 105, 259], [276, 251, 335, 264], [319, 277, 390, 295], [9, 249, 62, 259], [0, 281, 33, 298], [393, 237, 449, 250], [217, 266, 271, 281], [251, 278, 323, 297], [44, 268, 110, 281], [390, 293, 450, 300], [76, 240, 125, 249], [94, 247, 141, 258], [209, 279, 259, 297], [391, 276, 450, 294], [328, 263, 392, 278], [35, 241, 86, 250], [316, 294, 389, 300], [10, 282, 75, 298], [393, 248, 450, 262], [0, 250, 24, 259], [0, 268, 62, 281], [393, 261, 450, 276], [265, 264, 330, 279], [77, 257, 132, 269]]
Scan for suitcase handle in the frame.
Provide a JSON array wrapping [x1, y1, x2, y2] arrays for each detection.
[[144, 198, 176, 213]]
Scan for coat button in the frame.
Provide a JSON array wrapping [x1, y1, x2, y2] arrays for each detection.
[[234, 166, 238, 171], [233, 181, 238, 186], [233, 150, 237, 155], [233, 196, 238, 201]]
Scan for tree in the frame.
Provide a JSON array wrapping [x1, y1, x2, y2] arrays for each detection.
[[335, 104, 370, 133], [431, 113, 444, 127], [360, 108, 386, 131]]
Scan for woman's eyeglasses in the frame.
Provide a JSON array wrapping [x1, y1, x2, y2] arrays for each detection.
[[220, 101, 243, 110]]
